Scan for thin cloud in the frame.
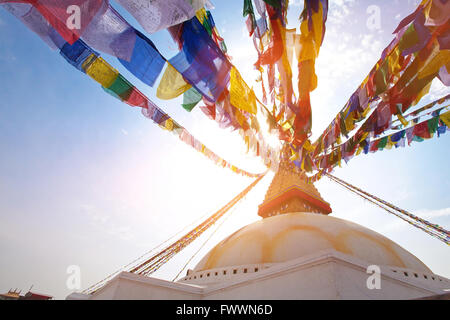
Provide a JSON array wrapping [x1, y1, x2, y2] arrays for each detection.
[[415, 208, 450, 219]]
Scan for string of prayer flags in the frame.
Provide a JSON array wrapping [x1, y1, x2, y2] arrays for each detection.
[[5, 2, 167, 88], [292, 0, 328, 145], [2, 4, 262, 178], [81, 3, 167, 87], [313, 0, 448, 160], [370, 110, 449, 150], [313, 107, 450, 175], [189, 5, 281, 164], [165, 9, 279, 167], [87, 58, 262, 177], [390, 94, 450, 129]]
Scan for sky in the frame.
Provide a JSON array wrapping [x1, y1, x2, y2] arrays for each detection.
[[0, 0, 449, 299]]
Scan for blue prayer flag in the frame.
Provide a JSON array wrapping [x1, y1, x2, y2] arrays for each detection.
[[119, 30, 166, 87], [169, 17, 231, 102], [60, 39, 99, 72]]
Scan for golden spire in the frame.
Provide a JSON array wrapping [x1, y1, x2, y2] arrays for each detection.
[[258, 145, 331, 218]]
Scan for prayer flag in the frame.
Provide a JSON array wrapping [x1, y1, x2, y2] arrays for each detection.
[[156, 63, 191, 100], [229, 67, 257, 115]]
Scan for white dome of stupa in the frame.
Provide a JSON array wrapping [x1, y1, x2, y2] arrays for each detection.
[[192, 212, 431, 273]]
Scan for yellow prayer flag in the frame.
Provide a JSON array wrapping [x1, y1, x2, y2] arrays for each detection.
[[337, 147, 342, 168], [386, 137, 395, 150], [311, 1, 324, 49], [298, 1, 323, 61], [356, 145, 363, 156], [418, 50, 450, 80], [362, 74, 370, 85], [397, 113, 409, 127], [298, 34, 316, 62], [230, 67, 257, 114], [413, 80, 432, 106], [303, 139, 314, 152], [345, 114, 355, 132], [388, 47, 402, 75], [156, 63, 191, 100], [235, 109, 246, 126], [362, 105, 371, 118], [196, 8, 207, 24], [85, 57, 119, 88], [440, 111, 450, 127], [81, 53, 97, 72], [165, 118, 174, 131], [245, 135, 250, 152], [289, 152, 299, 161], [358, 132, 369, 143]]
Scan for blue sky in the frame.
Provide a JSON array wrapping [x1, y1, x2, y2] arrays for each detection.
[[0, 0, 449, 299]]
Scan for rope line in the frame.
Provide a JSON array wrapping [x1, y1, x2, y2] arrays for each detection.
[[83, 173, 265, 294], [171, 192, 246, 282], [325, 173, 449, 245], [132, 173, 266, 276], [327, 173, 450, 236], [82, 207, 221, 294]]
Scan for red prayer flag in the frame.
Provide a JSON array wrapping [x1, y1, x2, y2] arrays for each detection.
[[413, 121, 431, 139], [0, 0, 105, 44], [126, 87, 149, 109]]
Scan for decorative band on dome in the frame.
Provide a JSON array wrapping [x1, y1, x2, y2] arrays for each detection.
[[258, 185, 332, 216]]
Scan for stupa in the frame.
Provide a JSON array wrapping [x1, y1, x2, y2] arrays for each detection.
[[67, 150, 450, 300]]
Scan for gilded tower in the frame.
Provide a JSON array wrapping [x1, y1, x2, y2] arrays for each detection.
[[258, 145, 332, 218]]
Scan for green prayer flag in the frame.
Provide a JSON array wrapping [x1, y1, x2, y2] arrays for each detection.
[[202, 19, 212, 36], [339, 112, 348, 138], [104, 74, 133, 100], [262, 0, 281, 8], [374, 61, 389, 96], [243, 0, 254, 17], [182, 87, 202, 112], [220, 41, 227, 53], [399, 23, 419, 54], [378, 136, 388, 149], [427, 116, 439, 134]]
